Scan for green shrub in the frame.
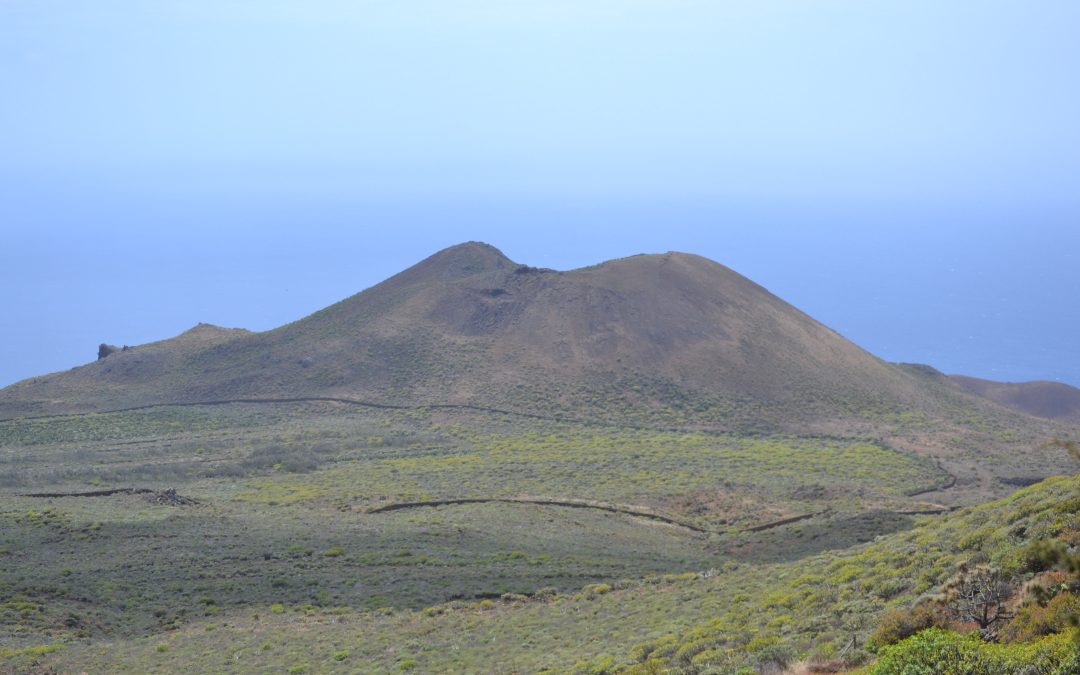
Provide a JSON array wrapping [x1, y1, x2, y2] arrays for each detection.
[[1003, 593, 1080, 642], [575, 655, 621, 674], [577, 583, 612, 600], [533, 587, 559, 600], [870, 628, 1078, 674], [868, 602, 951, 651], [751, 643, 797, 670], [0, 645, 62, 659]]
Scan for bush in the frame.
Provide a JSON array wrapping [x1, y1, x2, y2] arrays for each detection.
[[870, 628, 1078, 674], [751, 643, 797, 673], [242, 444, 319, 474], [1003, 593, 1080, 642], [868, 602, 950, 651], [533, 587, 559, 600], [575, 655, 618, 674], [577, 583, 612, 600]]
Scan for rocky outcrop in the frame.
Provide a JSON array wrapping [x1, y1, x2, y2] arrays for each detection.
[[97, 343, 132, 360]]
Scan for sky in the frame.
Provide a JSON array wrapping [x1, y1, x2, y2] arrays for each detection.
[[2, 1, 1079, 388]]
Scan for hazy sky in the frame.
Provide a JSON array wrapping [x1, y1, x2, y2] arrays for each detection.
[[2, 1, 1079, 387]]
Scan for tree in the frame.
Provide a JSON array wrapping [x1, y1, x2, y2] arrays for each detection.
[[944, 564, 1014, 639]]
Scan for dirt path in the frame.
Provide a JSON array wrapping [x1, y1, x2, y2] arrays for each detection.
[[3, 396, 604, 427], [18, 487, 156, 498], [365, 496, 714, 534], [0, 396, 830, 440], [740, 511, 824, 532], [15, 484, 951, 532], [18, 487, 197, 505], [363, 496, 946, 535]]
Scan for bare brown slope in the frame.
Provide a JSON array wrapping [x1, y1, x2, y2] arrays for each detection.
[[0, 323, 251, 418], [0, 243, 919, 419], [948, 374, 1080, 422], [396, 249, 923, 411]]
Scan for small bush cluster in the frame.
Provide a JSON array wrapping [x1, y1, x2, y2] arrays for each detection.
[[870, 627, 1078, 674], [868, 602, 952, 650]]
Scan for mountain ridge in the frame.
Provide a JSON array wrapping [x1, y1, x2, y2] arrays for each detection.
[[0, 242, 912, 418]]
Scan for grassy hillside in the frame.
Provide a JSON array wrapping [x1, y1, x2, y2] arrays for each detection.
[[1, 412, 1077, 672], [7, 450, 1076, 673], [0, 402, 962, 655]]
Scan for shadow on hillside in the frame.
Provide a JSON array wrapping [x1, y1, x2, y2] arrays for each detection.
[[724, 510, 917, 563]]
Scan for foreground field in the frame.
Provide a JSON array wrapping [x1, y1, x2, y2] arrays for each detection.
[[8, 472, 1079, 673], [2, 401, 1078, 673]]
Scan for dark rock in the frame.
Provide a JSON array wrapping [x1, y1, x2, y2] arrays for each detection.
[[98, 344, 120, 360]]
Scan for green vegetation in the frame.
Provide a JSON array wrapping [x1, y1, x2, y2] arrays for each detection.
[[6, 473, 1077, 672], [0, 405, 264, 449], [870, 628, 1077, 674], [587, 474, 1080, 673], [1, 398, 1077, 673]]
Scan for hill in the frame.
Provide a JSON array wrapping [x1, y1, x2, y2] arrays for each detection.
[[2, 242, 1077, 499], [2, 242, 915, 420], [948, 374, 1080, 422]]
